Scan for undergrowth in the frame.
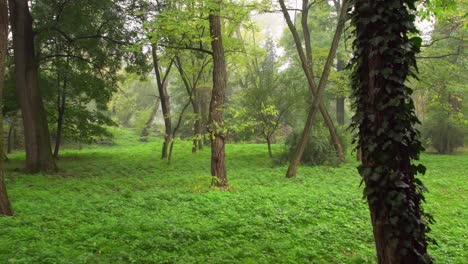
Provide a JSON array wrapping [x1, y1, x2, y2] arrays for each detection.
[[0, 129, 466, 263]]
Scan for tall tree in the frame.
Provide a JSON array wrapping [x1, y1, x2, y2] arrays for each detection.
[[0, 0, 13, 216], [279, 0, 348, 177], [9, 0, 56, 173], [350, 0, 432, 262], [208, 0, 228, 189]]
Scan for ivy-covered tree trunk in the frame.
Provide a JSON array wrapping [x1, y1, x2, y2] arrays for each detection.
[[350, 0, 432, 263], [151, 44, 172, 160], [9, 0, 57, 173], [208, 2, 228, 189], [0, 0, 13, 216]]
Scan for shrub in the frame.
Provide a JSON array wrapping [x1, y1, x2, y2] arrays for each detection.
[[275, 123, 345, 167], [422, 108, 466, 154]]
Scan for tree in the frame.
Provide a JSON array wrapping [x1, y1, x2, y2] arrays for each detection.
[[0, 0, 13, 216], [8, 0, 57, 173], [415, 4, 467, 154], [27, 0, 131, 158], [279, 0, 348, 177], [208, 0, 228, 189], [350, 0, 432, 262], [234, 35, 291, 157], [175, 52, 211, 153], [151, 45, 174, 159]]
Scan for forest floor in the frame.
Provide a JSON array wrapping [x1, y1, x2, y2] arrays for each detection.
[[1, 129, 467, 263]]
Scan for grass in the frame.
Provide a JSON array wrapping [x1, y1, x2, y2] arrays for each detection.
[[0, 129, 467, 263]]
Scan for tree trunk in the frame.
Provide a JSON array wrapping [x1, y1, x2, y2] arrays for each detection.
[[140, 98, 160, 142], [9, 0, 56, 173], [7, 119, 15, 154], [266, 137, 273, 158], [333, 2, 346, 127], [167, 100, 191, 164], [336, 97, 345, 125], [0, 0, 13, 216], [192, 89, 201, 153], [199, 88, 210, 149], [151, 44, 172, 160], [208, 5, 228, 189], [352, 0, 431, 262], [53, 72, 67, 159]]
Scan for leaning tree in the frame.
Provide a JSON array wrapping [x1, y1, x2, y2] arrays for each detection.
[[350, 0, 433, 263]]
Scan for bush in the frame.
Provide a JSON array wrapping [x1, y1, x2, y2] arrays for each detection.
[[422, 109, 466, 154], [275, 123, 344, 167]]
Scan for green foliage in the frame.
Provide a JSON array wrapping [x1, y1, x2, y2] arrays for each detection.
[[421, 89, 467, 154], [414, 3, 467, 154], [276, 124, 344, 167], [0, 129, 466, 263], [228, 35, 293, 144], [110, 74, 159, 128], [2, 0, 132, 147]]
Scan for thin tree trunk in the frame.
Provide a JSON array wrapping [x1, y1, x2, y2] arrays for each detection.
[[280, 0, 348, 177], [192, 92, 201, 153], [167, 100, 191, 164], [335, 58, 346, 125], [0, 0, 13, 216], [53, 69, 67, 159], [336, 97, 345, 125], [174, 55, 209, 154], [151, 44, 172, 160], [208, 4, 228, 189], [7, 119, 14, 154], [9, 0, 56, 173], [266, 137, 273, 158], [140, 98, 160, 142]]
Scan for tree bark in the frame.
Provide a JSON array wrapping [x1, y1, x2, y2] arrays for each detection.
[[140, 98, 160, 142], [208, 4, 228, 189], [280, 0, 348, 177], [9, 0, 57, 173], [0, 0, 13, 216], [151, 44, 172, 160]]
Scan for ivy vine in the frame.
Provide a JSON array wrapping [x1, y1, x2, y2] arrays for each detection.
[[349, 0, 434, 262]]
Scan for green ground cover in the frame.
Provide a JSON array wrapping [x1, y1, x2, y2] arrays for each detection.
[[1, 130, 467, 263]]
